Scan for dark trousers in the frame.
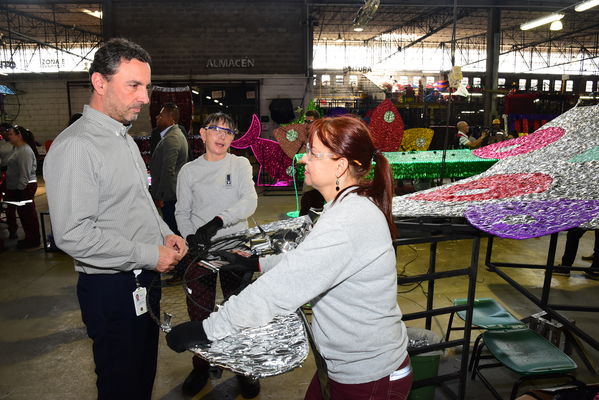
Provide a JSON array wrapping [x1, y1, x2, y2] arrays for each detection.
[[77, 270, 160, 400], [185, 261, 247, 371], [304, 356, 412, 400], [5, 183, 40, 245], [561, 228, 599, 269], [161, 200, 179, 236]]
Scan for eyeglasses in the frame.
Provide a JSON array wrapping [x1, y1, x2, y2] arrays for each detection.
[[305, 142, 337, 161], [206, 125, 237, 137]]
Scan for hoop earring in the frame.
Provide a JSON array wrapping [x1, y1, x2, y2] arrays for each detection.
[[335, 178, 340, 192]]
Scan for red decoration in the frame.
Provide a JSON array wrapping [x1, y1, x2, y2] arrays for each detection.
[[473, 127, 565, 159], [368, 99, 404, 151], [409, 173, 553, 202]]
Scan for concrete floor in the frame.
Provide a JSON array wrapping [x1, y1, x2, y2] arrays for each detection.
[[1, 182, 598, 399]]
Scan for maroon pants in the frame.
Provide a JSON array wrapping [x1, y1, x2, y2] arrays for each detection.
[[184, 260, 247, 371], [5, 183, 40, 246], [304, 355, 412, 400]]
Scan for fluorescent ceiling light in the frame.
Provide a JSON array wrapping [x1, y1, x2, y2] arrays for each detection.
[[575, 0, 599, 11], [191, 89, 199, 95], [550, 20, 563, 31], [206, 96, 211, 99], [353, 27, 364, 32], [520, 13, 563, 30], [81, 9, 102, 19]]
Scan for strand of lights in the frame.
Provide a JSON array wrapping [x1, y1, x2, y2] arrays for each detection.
[[520, 13, 564, 31], [575, 0, 599, 12]]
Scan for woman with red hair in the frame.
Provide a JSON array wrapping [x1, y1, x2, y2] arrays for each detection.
[[167, 116, 412, 400]]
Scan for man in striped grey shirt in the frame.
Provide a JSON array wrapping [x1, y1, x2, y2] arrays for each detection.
[[43, 38, 187, 400]]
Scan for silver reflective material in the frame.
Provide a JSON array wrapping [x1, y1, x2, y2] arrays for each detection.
[[392, 104, 599, 232], [188, 216, 315, 377], [190, 313, 309, 378]]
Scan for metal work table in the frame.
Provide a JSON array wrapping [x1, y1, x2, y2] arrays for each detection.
[[395, 217, 482, 400], [485, 233, 599, 370]]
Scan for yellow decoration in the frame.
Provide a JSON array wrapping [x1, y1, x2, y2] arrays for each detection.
[[399, 128, 434, 151]]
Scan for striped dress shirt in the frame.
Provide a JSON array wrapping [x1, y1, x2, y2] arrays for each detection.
[[43, 105, 172, 274]]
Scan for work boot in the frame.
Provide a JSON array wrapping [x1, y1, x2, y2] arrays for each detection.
[[181, 368, 209, 397], [236, 375, 260, 399], [553, 264, 570, 277], [584, 269, 599, 280]]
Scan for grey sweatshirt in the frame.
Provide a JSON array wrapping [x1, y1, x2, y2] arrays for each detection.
[[175, 153, 258, 238], [203, 191, 408, 384], [6, 144, 36, 190]]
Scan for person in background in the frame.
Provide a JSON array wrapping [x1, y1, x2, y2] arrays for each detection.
[[43, 38, 187, 400], [557, 229, 599, 279], [3, 125, 40, 249], [487, 118, 506, 144], [150, 102, 189, 235], [167, 116, 413, 400], [300, 109, 326, 215], [173, 112, 259, 398], [456, 121, 488, 149]]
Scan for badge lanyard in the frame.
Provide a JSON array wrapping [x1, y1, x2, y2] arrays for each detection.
[[132, 269, 148, 316]]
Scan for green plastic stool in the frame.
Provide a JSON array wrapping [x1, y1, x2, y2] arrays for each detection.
[[446, 298, 525, 340], [472, 327, 579, 400]]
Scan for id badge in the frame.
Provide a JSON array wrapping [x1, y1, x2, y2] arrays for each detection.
[[132, 287, 148, 316]]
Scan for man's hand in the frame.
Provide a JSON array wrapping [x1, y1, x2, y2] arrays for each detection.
[[165, 234, 188, 258], [156, 245, 183, 273], [154, 199, 165, 208]]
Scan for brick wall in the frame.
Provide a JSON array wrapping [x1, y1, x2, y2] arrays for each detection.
[[110, 0, 307, 76]]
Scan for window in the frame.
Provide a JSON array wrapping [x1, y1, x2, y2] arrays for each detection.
[[498, 78, 506, 87], [530, 79, 538, 90], [542, 80, 550, 91], [335, 75, 344, 85], [413, 76, 422, 86], [473, 77, 481, 88], [462, 77, 469, 87], [313, 74, 317, 86], [426, 76, 435, 86], [554, 80, 562, 91], [322, 74, 330, 86], [349, 75, 358, 87], [565, 80, 574, 92], [585, 80, 594, 92], [519, 79, 527, 90], [399, 76, 408, 85]]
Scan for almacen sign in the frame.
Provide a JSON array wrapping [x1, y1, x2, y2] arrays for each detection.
[[206, 58, 255, 68]]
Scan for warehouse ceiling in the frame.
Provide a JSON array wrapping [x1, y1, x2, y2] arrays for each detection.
[[1, 1, 598, 71], [310, 0, 599, 47]]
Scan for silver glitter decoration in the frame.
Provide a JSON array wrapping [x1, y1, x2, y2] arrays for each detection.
[[190, 312, 309, 378], [185, 217, 314, 376], [393, 104, 599, 236]]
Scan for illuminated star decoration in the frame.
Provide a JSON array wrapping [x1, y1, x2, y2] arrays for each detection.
[[368, 99, 405, 151], [231, 114, 293, 186], [392, 104, 599, 239]]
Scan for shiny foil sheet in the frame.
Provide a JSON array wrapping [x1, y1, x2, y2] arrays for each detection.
[[190, 312, 309, 378], [393, 104, 599, 238]]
